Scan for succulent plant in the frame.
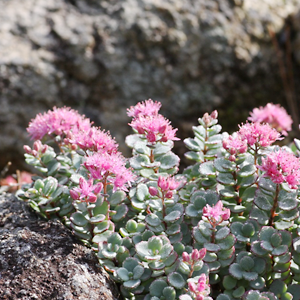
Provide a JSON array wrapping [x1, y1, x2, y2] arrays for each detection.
[[20, 101, 300, 300]]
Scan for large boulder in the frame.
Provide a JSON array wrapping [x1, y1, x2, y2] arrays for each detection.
[[0, 193, 120, 300], [0, 0, 300, 170]]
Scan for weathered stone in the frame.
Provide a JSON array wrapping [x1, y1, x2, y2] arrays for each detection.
[[0, 0, 300, 171], [0, 193, 120, 300]]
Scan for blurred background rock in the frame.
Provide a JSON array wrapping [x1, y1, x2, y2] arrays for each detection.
[[0, 0, 300, 172]]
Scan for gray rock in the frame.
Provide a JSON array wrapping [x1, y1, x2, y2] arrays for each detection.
[[0, 193, 120, 300], [0, 0, 299, 171]]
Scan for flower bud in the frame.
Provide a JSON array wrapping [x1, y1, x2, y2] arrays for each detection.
[[165, 190, 173, 199], [210, 110, 218, 119], [203, 113, 211, 125], [70, 190, 79, 200], [182, 252, 190, 262], [158, 124, 167, 134], [87, 194, 97, 203], [149, 186, 158, 196], [188, 281, 197, 294], [160, 135, 168, 142], [191, 249, 200, 261], [23, 145, 32, 154], [42, 145, 48, 154], [198, 248, 207, 260], [147, 132, 156, 143], [33, 140, 42, 152], [221, 208, 230, 220], [31, 150, 38, 157]]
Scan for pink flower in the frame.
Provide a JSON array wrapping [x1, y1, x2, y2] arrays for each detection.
[[27, 107, 92, 141], [203, 201, 230, 224], [129, 114, 179, 144], [84, 152, 135, 191], [259, 149, 300, 189], [127, 99, 161, 118], [248, 103, 292, 136], [222, 133, 248, 158], [238, 122, 281, 148], [70, 177, 103, 203], [66, 127, 118, 154], [157, 176, 182, 191]]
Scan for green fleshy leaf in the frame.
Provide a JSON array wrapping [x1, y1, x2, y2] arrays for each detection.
[[232, 286, 245, 298], [136, 183, 149, 201], [249, 277, 266, 290], [229, 263, 243, 279], [167, 272, 186, 289], [254, 194, 273, 211], [70, 212, 89, 226], [222, 275, 237, 290], [123, 279, 141, 290], [164, 210, 182, 223], [89, 214, 106, 224], [185, 151, 203, 162], [238, 164, 257, 177], [217, 173, 236, 186], [214, 158, 235, 173], [215, 227, 230, 241], [108, 190, 126, 205], [240, 256, 255, 271], [204, 243, 221, 252], [243, 271, 258, 281], [250, 208, 269, 225], [117, 267, 129, 281], [184, 138, 202, 151], [111, 204, 128, 222], [157, 153, 180, 170], [199, 161, 216, 176], [149, 279, 168, 297]]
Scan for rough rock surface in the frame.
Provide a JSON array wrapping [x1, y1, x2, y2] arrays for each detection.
[[0, 0, 300, 170], [0, 193, 120, 300]]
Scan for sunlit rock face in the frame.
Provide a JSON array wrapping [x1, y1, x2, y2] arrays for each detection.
[[0, 0, 299, 170]]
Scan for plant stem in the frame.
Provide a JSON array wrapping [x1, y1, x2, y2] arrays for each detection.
[[268, 184, 280, 226]]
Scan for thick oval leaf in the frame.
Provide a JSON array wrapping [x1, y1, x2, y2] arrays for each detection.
[[167, 272, 186, 289]]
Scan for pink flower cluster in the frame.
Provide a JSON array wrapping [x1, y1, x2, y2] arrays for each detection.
[[202, 200, 230, 225], [66, 127, 118, 154], [182, 248, 207, 264], [128, 99, 179, 144], [223, 122, 281, 160], [259, 149, 300, 189], [84, 152, 135, 192], [222, 133, 247, 161], [149, 175, 184, 199], [70, 177, 103, 203], [238, 123, 281, 148], [27, 107, 91, 141], [248, 103, 292, 136], [187, 274, 211, 300]]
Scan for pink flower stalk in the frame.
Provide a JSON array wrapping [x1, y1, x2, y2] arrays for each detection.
[[188, 274, 210, 300], [203, 201, 230, 224], [248, 103, 292, 136], [222, 133, 247, 160], [84, 152, 135, 192], [238, 122, 281, 148], [129, 114, 179, 144], [127, 99, 161, 118], [66, 127, 118, 154], [27, 107, 92, 141], [70, 177, 103, 203], [259, 149, 300, 189]]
